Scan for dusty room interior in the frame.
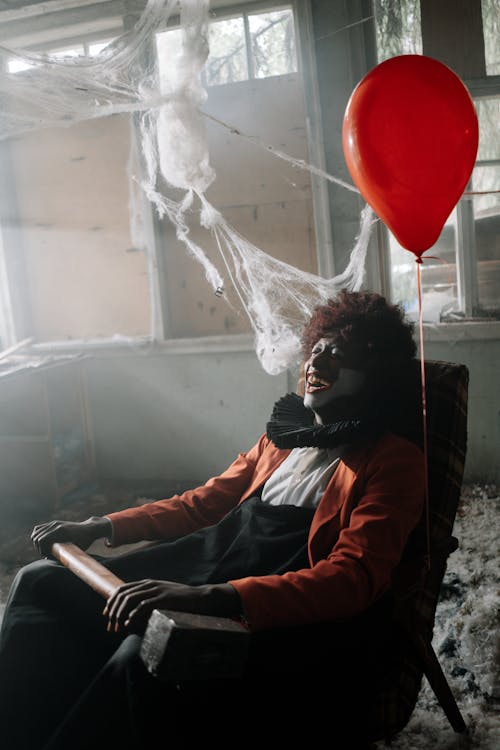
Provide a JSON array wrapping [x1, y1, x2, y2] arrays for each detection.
[[0, 0, 498, 748]]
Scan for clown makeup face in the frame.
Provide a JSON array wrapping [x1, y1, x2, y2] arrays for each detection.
[[303, 337, 366, 423]]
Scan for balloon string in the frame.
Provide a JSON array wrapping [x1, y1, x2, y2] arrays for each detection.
[[416, 256, 431, 572], [420, 254, 444, 262], [463, 189, 500, 195]]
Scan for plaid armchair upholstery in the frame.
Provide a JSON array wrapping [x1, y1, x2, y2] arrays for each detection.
[[364, 359, 469, 741]]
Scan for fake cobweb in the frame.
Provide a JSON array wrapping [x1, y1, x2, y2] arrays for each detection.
[[0, 0, 374, 375]]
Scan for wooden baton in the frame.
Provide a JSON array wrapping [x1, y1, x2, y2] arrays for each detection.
[[51, 542, 124, 600], [51, 542, 251, 681]]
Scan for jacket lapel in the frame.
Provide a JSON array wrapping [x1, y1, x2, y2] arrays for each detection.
[[239, 443, 291, 503]]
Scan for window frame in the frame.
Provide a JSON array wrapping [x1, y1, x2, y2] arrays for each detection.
[[0, 0, 330, 355], [381, 77, 500, 328], [135, 0, 335, 346], [459, 75, 500, 319], [0, 226, 16, 350], [201, 1, 299, 85], [375, 0, 500, 330]]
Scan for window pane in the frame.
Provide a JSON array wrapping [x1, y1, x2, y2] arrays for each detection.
[[88, 39, 114, 56], [476, 98, 500, 161], [7, 58, 36, 74], [390, 212, 459, 323], [481, 0, 500, 75], [374, 0, 422, 61], [473, 164, 500, 314], [153, 6, 311, 338], [205, 17, 248, 85], [249, 8, 297, 78], [388, 241, 418, 317], [474, 94, 500, 315], [156, 28, 184, 92], [8, 47, 84, 74]]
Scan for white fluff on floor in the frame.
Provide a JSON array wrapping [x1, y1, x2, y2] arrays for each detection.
[[374, 484, 499, 749]]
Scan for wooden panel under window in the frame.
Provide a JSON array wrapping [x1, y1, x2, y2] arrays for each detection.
[[4, 115, 151, 342]]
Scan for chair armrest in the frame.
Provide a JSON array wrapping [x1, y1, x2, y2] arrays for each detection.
[[140, 609, 250, 682]]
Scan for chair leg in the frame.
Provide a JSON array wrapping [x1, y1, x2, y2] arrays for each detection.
[[412, 633, 468, 734]]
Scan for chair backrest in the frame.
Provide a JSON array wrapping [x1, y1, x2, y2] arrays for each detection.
[[367, 359, 469, 740]]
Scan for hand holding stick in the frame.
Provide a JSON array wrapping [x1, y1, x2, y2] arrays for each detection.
[[51, 542, 124, 600]]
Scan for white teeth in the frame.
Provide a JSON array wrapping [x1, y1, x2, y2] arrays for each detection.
[[308, 376, 330, 387]]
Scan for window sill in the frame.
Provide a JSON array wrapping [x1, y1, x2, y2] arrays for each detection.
[[30, 333, 257, 357], [422, 320, 500, 342], [21, 320, 500, 362]]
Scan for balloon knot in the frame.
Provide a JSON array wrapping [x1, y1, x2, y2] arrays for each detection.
[[416, 257, 423, 265]]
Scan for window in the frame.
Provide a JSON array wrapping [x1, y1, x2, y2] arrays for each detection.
[[470, 95, 500, 316], [203, 16, 248, 84], [7, 58, 36, 73], [481, 0, 500, 75], [374, 0, 422, 60], [0, 29, 149, 347], [204, 6, 297, 86], [0, 2, 313, 347], [7, 39, 115, 73], [375, 0, 500, 322], [157, 5, 297, 88], [247, 7, 297, 78], [155, 2, 316, 338]]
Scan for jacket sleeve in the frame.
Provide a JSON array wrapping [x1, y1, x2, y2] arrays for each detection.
[[230, 437, 425, 631], [105, 434, 270, 546]]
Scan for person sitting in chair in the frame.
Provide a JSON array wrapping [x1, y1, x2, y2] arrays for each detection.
[[0, 290, 425, 749]]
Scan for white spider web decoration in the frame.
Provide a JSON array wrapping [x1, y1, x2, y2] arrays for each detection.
[[0, 0, 373, 374]]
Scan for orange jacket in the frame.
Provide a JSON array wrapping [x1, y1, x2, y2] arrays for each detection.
[[106, 432, 425, 631]]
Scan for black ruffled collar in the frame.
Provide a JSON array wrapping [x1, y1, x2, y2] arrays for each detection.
[[266, 392, 381, 449]]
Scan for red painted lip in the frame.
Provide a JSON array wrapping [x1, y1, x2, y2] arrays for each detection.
[[305, 371, 334, 394], [305, 382, 332, 394]]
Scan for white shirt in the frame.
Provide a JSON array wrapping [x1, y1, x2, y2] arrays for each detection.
[[261, 446, 342, 509]]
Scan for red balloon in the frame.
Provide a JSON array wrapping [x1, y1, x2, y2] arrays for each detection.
[[342, 55, 479, 257]]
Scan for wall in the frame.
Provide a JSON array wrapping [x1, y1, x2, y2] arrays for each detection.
[[422, 329, 500, 484], [0, 358, 93, 523], [69, 333, 500, 495], [1, 331, 496, 523], [82, 345, 291, 485], [79, 332, 500, 489]]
